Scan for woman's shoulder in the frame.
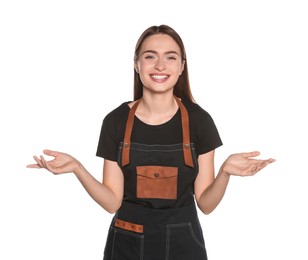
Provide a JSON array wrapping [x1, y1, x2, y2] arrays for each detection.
[[181, 99, 212, 119], [103, 101, 131, 122]]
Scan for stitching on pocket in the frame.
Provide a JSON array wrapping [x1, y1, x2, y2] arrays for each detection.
[[166, 222, 206, 257]]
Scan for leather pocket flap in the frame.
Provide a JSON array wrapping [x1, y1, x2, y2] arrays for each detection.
[[136, 165, 178, 179]]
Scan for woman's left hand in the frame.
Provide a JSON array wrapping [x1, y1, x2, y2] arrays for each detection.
[[222, 151, 275, 177]]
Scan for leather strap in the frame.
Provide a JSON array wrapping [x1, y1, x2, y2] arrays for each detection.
[[121, 96, 194, 168], [121, 99, 141, 166], [175, 97, 194, 168]]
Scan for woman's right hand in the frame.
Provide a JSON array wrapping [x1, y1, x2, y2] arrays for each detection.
[[26, 149, 80, 175]]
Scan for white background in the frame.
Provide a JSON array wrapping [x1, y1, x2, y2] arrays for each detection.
[[1, 0, 307, 259]]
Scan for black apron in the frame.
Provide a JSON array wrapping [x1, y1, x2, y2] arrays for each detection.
[[103, 97, 208, 260]]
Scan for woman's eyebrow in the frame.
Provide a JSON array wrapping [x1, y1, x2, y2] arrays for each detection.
[[142, 50, 180, 56]]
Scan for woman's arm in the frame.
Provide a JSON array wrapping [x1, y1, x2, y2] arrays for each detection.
[[27, 149, 123, 213], [194, 150, 275, 214]]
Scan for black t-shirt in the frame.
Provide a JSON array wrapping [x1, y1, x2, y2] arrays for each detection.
[[96, 99, 223, 160]]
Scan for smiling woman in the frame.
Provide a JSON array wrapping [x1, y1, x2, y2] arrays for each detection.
[[135, 34, 185, 98], [27, 24, 275, 260]]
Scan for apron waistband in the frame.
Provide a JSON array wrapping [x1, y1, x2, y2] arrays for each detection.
[[113, 201, 199, 233]]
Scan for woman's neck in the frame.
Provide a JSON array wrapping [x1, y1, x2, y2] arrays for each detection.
[[135, 94, 179, 125]]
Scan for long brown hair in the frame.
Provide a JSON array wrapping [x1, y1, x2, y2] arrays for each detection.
[[133, 25, 194, 102]]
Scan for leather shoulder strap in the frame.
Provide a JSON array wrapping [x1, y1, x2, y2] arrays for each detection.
[[174, 96, 194, 168], [121, 99, 141, 166]]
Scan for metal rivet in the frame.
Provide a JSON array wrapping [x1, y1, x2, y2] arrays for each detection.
[[154, 173, 160, 178], [124, 143, 129, 148], [184, 144, 190, 149]]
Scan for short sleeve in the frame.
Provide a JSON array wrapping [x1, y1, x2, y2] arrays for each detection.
[[195, 111, 223, 155], [96, 102, 129, 161], [96, 115, 118, 161], [184, 100, 223, 156]]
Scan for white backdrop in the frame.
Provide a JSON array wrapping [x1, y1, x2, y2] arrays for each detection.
[[1, 1, 307, 259]]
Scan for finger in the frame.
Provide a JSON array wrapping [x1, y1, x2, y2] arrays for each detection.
[[40, 155, 46, 167], [43, 149, 58, 157], [40, 155, 55, 173], [40, 155, 51, 170], [248, 157, 276, 165], [260, 158, 276, 168], [26, 164, 41, 169], [250, 159, 275, 174], [256, 158, 275, 166], [242, 151, 260, 158], [33, 155, 44, 168]]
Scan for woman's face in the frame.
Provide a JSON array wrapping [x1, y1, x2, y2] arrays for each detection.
[[135, 33, 185, 95]]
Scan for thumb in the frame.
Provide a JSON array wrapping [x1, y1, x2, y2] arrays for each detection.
[[43, 149, 59, 157], [242, 151, 260, 158]]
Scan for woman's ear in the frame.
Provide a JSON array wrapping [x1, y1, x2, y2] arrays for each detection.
[[180, 60, 185, 75], [134, 62, 139, 74]]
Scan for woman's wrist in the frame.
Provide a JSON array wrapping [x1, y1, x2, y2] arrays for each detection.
[[73, 161, 85, 176], [219, 162, 231, 177]]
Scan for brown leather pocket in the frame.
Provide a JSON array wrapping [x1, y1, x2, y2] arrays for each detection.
[[136, 165, 178, 199]]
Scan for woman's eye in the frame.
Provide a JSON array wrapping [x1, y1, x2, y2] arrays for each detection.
[[145, 55, 155, 59], [167, 56, 177, 60]]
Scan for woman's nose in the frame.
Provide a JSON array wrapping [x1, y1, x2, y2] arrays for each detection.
[[154, 58, 166, 71]]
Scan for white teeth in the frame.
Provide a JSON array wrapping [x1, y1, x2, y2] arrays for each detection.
[[152, 75, 168, 79]]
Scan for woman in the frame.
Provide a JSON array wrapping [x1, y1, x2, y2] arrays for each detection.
[[27, 25, 275, 260]]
